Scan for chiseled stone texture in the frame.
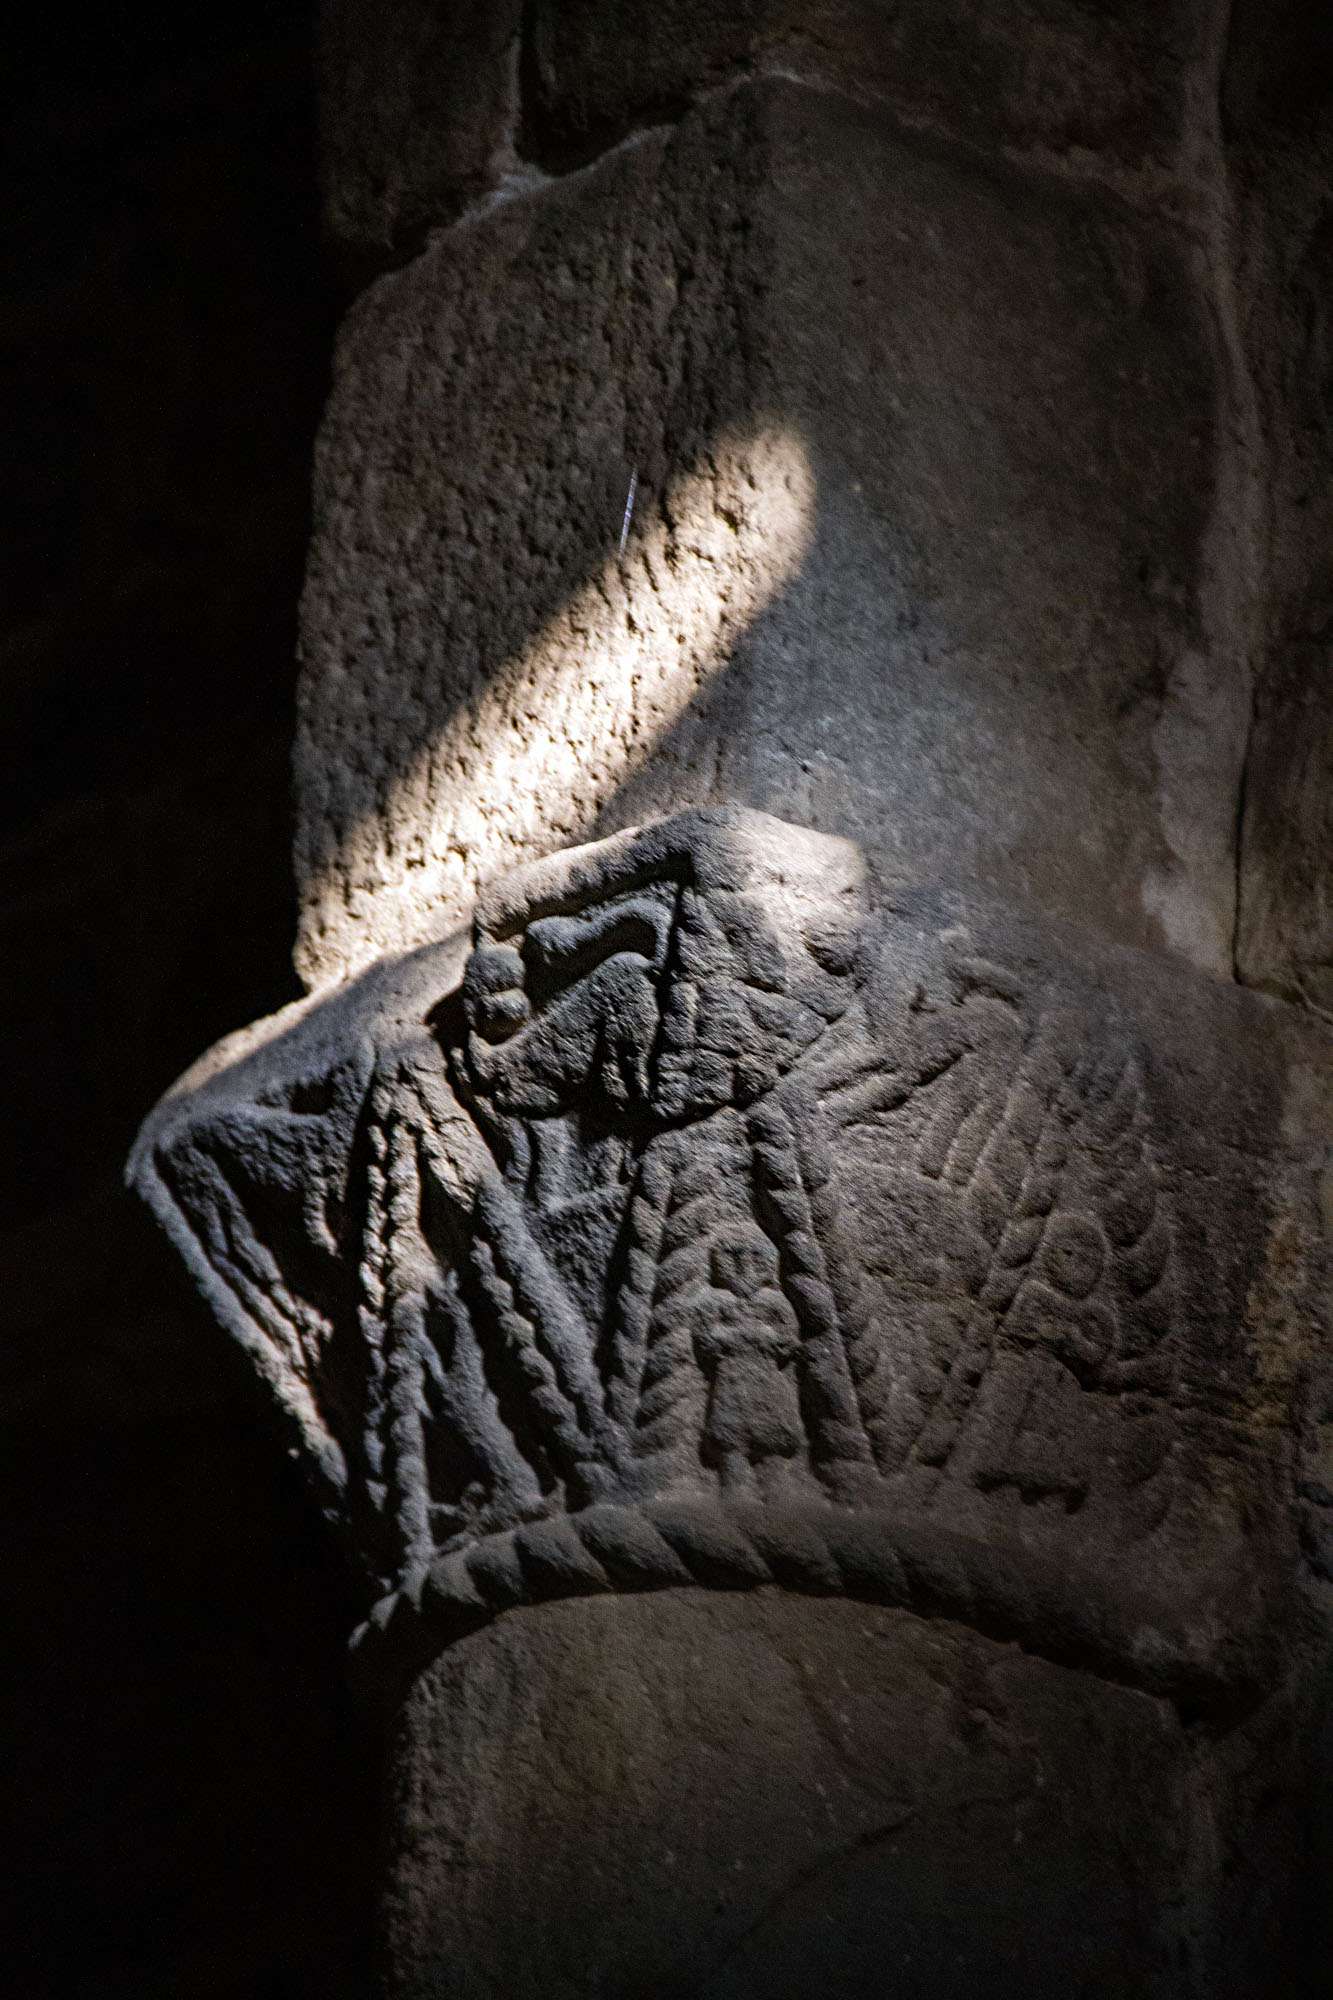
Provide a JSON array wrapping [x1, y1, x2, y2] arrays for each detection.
[[297, 77, 1241, 995], [131, 803, 1333, 1989], [130, 810, 1333, 1718]]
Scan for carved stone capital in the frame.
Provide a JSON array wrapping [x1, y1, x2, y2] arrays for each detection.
[[130, 809, 1333, 1710]]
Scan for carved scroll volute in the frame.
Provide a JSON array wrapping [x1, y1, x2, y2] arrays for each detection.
[[130, 806, 1314, 1712]]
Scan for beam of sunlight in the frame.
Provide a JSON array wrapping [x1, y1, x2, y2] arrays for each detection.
[[298, 421, 816, 990]]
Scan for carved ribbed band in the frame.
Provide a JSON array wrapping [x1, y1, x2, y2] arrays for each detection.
[[353, 1498, 1260, 1717]]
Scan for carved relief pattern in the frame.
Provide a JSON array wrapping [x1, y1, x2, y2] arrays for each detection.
[[134, 810, 1293, 1708]]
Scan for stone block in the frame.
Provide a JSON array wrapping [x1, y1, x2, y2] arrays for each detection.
[[383, 1591, 1196, 1999], [315, 0, 1212, 247], [318, 0, 523, 262], [297, 78, 1236, 994], [526, 0, 1211, 173]]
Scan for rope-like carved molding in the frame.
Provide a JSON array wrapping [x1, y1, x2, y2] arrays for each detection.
[[128, 808, 1327, 1708], [353, 1496, 1262, 1717]]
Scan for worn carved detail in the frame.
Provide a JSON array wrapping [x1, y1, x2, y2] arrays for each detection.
[[130, 808, 1306, 1708]]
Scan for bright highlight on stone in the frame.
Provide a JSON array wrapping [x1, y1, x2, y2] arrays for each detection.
[[299, 425, 814, 989]]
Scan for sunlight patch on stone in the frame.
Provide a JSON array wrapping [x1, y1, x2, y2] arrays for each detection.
[[299, 422, 815, 989]]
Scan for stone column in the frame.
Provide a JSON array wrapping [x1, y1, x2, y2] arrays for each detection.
[[132, 5, 1333, 1993]]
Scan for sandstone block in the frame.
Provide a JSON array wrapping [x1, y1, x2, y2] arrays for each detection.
[[316, 0, 1212, 254], [384, 1592, 1195, 1999], [298, 78, 1236, 994]]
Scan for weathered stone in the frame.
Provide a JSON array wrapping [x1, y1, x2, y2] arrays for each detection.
[[385, 1591, 1197, 2000], [318, 0, 524, 263], [124, 12, 1333, 1988], [526, 0, 1212, 176], [297, 77, 1241, 995], [129, 809, 1333, 1728], [316, 0, 1214, 248]]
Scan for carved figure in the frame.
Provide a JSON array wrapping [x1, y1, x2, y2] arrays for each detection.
[[130, 809, 1316, 1709]]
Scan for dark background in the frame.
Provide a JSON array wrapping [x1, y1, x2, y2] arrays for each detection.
[[0, 7, 377, 1994]]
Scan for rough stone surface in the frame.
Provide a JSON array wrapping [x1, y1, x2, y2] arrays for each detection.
[[316, 0, 1215, 253], [131, 810, 1333, 1726], [386, 1591, 1191, 1999], [297, 77, 1245, 994], [383, 1588, 1328, 2000]]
